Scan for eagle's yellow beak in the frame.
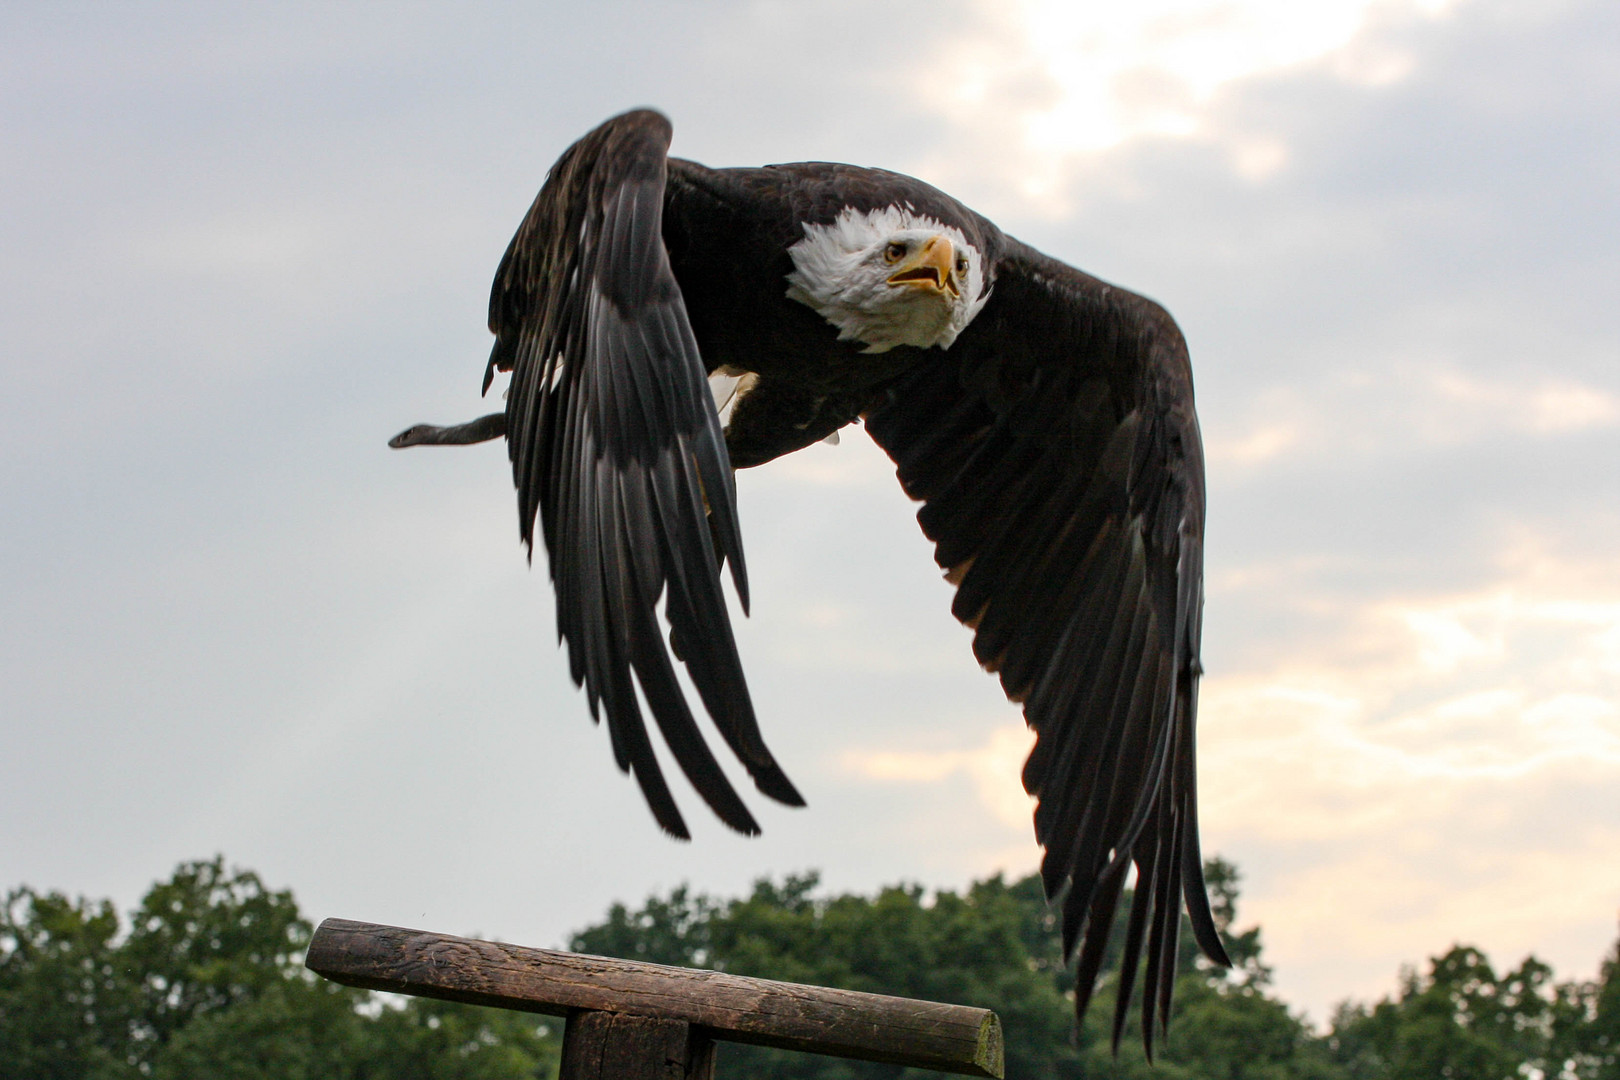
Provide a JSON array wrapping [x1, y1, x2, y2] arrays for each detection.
[[886, 235, 960, 297]]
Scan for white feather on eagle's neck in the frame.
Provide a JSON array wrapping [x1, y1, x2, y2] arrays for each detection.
[[785, 206, 990, 353]]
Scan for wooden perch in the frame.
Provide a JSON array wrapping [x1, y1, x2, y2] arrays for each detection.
[[306, 917, 1004, 1079]]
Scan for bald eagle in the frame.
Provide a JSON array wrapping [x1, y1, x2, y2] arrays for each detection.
[[390, 109, 1229, 1050]]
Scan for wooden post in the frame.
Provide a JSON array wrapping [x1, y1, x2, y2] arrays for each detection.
[[306, 917, 1003, 1078], [559, 1012, 714, 1080]]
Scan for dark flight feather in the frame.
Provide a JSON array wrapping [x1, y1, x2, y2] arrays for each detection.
[[487, 110, 803, 838], [865, 241, 1232, 1047]]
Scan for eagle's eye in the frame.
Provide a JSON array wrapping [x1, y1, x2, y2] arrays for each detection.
[[883, 241, 907, 263], [955, 254, 969, 276]]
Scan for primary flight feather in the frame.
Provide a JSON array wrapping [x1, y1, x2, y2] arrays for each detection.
[[390, 109, 1229, 1050]]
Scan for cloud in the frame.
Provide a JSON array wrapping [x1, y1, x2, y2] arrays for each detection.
[[1202, 370, 1619, 478], [843, 726, 1037, 830], [1197, 537, 1620, 1014], [905, 0, 1468, 214], [1425, 371, 1619, 438]]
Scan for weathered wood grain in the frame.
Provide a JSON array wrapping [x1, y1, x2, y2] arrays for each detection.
[[306, 918, 1003, 1078], [559, 1013, 715, 1080]]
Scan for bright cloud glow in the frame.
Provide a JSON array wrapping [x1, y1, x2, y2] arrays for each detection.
[[837, 529, 1620, 1018], [920, 0, 1465, 208], [1202, 370, 1620, 473], [1427, 372, 1620, 438], [1198, 552, 1620, 1014], [844, 726, 1037, 830]]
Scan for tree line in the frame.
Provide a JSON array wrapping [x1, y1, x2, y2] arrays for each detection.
[[3, 856, 1618, 1078]]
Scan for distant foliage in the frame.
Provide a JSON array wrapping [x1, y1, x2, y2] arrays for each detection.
[[571, 861, 1335, 1079], [0, 858, 560, 1080], [572, 863, 1620, 1080], [5, 856, 1620, 1079], [1325, 941, 1620, 1080]]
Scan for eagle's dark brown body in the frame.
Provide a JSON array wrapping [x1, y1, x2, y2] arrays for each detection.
[[662, 160, 1005, 465], [395, 108, 1224, 1052]]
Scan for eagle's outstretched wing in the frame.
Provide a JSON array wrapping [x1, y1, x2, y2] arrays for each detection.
[[487, 109, 803, 837], [864, 240, 1230, 1052]]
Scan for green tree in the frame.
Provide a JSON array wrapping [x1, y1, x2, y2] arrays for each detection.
[[0, 887, 135, 1079], [0, 858, 560, 1080], [17, 854, 1620, 1080], [1053, 861, 1342, 1080], [1587, 936, 1620, 1079], [1325, 943, 1596, 1080], [359, 997, 561, 1080], [121, 857, 343, 1066], [579, 870, 1079, 1079], [1539, 930, 1620, 1080], [572, 861, 1332, 1079], [146, 977, 370, 1080]]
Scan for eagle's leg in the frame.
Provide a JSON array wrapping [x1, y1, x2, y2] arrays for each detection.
[[388, 412, 508, 448]]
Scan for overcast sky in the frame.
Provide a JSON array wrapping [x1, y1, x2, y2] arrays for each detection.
[[3, 0, 1617, 1024]]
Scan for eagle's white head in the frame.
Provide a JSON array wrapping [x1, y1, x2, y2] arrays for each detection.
[[785, 205, 991, 353]]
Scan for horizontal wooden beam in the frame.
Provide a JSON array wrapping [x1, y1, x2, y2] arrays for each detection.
[[306, 918, 1003, 1078]]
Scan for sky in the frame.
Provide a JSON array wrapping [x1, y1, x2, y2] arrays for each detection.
[[3, 0, 1617, 1025]]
